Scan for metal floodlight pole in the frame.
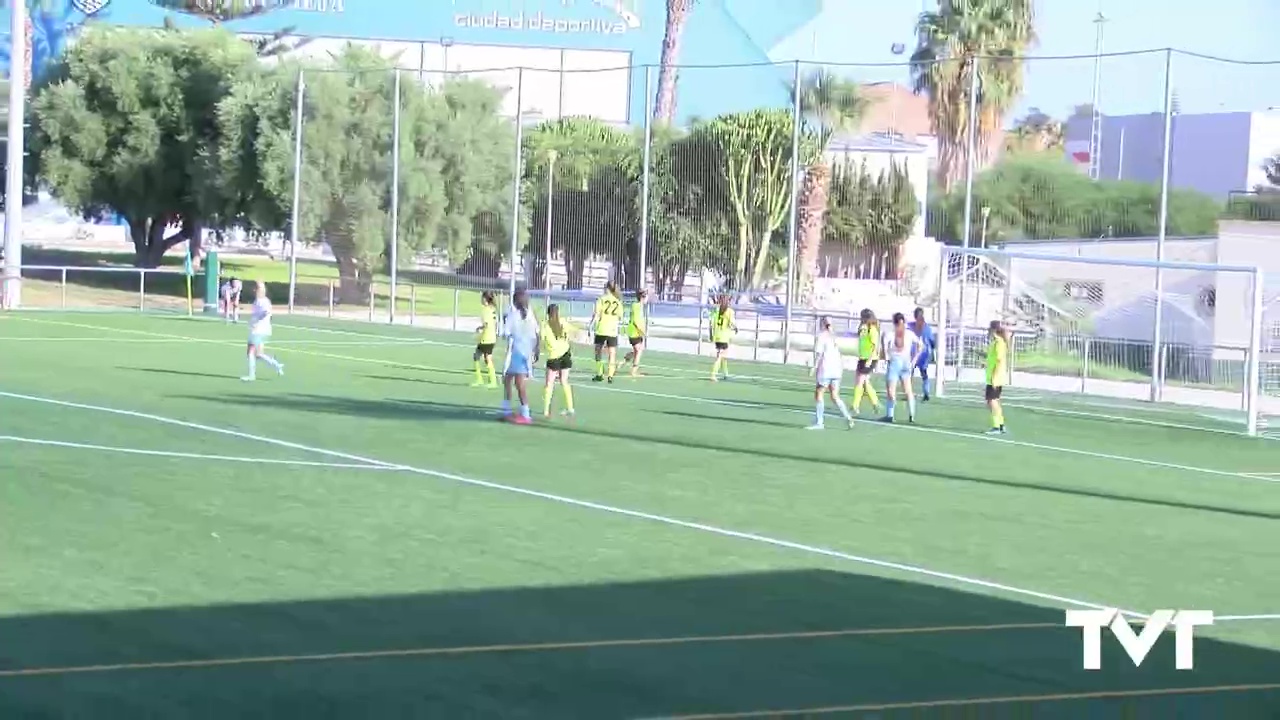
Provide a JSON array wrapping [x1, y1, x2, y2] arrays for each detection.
[[287, 69, 305, 313], [3, 0, 28, 309], [543, 149, 557, 301], [1088, 11, 1108, 181], [782, 59, 803, 363], [637, 66, 654, 292], [507, 68, 525, 298], [1150, 49, 1174, 403], [956, 55, 981, 370], [389, 69, 402, 325]]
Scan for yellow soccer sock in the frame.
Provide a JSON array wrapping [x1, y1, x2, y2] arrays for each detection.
[[485, 357, 496, 384], [543, 388, 554, 416], [562, 384, 575, 413], [992, 408, 1005, 428], [711, 357, 722, 378], [607, 361, 617, 378], [721, 359, 729, 376], [866, 384, 881, 410], [473, 360, 483, 384], [595, 360, 605, 377], [852, 384, 865, 410]]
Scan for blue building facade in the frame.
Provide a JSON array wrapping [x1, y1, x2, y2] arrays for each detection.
[[0, 0, 823, 125]]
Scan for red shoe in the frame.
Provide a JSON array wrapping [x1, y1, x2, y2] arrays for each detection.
[[511, 415, 532, 425]]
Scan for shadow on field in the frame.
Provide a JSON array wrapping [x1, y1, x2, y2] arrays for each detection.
[[1, 569, 1277, 719], [171, 393, 1280, 523]]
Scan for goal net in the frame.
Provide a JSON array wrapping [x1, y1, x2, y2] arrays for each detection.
[[935, 246, 1275, 437]]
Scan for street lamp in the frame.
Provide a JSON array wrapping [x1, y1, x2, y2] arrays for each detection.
[[544, 149, 558, 300]]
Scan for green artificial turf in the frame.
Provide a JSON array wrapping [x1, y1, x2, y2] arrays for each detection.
[[0, 312, 1278, 718]]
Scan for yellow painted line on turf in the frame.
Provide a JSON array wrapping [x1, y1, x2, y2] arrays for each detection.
[[658, 682, 1280, 719], [0, 622, 1057, 678]]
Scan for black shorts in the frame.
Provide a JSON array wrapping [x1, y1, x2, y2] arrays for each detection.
[[985, 384, 1003, 400], [856, 359, 878, 374], [594, 334, 618, 348], [546, 352, 573, 372], [714, 341, 729, 351], [629, 335, 645, 347], [475, 343, 496, 356]]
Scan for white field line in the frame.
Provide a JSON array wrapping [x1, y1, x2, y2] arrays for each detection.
[[13, 316, 1268, 483], [0, 436, 392, 470], [1216, 614, 1280, 621], [0, 389, 1151, 622]]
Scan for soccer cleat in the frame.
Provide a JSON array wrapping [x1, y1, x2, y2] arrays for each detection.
[[805, 424, 824, 430], [607, 376, 614, 384], [277, 364, 285, 376], [879, 416, 894, 423], [240, 376, 255, 382], [922, 394, 931, 402], [511, 415, 532, 425], [847, 419, 857, 429], [592, 375, 604, 382], [984, 427, 1006, 435]]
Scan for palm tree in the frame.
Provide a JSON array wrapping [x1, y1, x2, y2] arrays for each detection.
[[1004, 107, 1063, 155], [653, 0, 695, 123], [790, 69, 872, 305], [910, 0, 1035, 192]]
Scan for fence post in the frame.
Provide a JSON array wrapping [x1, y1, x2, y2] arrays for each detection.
[[1081, 337, 1091, 394], [696, 273, 706, 357], [288, 69, 305, 314], [409, 284, 417, 326], [327, 280, 334, 318], [753, 309, 761, 361], [637, 65, 653, 290], [782, 59, 802, 364], [60, 268, 67, 309], [452, 288, 460, 330], [138, 270, 146, 312], [368, 284, 375, 322], [1150, 48, 1175, 403], [507, 67, 525, 298], [957, 56, 981, 360], [389, 68, 402, 325], [1245, 268, 1265, 435]]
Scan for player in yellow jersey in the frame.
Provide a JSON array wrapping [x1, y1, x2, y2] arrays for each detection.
[[850, 309, 882, 414], [590, 282, 624, 383], [622, 289, 649, 377], [984, 320, 1010, 435], [540, 304, 578, 419], [709, 294, 736, 381], [471, 291, 499, 388]]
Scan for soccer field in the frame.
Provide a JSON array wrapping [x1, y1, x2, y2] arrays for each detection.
[[1, 312, 1278, 718]]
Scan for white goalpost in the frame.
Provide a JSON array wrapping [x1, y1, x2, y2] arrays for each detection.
[[934, 245, 1271, 437]]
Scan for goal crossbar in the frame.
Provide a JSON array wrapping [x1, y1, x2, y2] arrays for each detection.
[[969, 246, 1259, 275]]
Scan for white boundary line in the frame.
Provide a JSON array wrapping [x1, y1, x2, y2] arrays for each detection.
[[11, 316, 1268, 483], [0, 335, 424, 347], [0, 436, 393, 470], [0, 389, 1151, 621]]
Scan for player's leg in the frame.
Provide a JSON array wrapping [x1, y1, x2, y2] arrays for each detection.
[[828, 380, 854, 426], [901, 366, 917, 422], [629, 337, 644, 377], [882, 363, 898, 421], [256, 338, 283, 375], [605, 338, 618, 382], [241, 339, 257, 381], [500, 371, 514, 418], [558, 368, 576, 417], [472, 346, 484, 386], [711, 344, 728, 381], [593, 337, 606, 382], [917, 357, 931, 400], [542, 364, 557, 417], [807, 381, 825, 429], [985, 385, 1006, 434], [514, 368, 532, 422]]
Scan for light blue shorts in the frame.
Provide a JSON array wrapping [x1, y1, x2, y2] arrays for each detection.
[[505, 352, 533, 377], [887, 358, 912, 382], [248, 333, 270, 348]]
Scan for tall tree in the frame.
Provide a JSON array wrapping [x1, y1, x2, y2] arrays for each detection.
[[215, 44, 516, 301], [789, 69, 873, 305], [910, 0, 1036, 192], [1005, 107, 1064, 155], [653, 0, 695, 124], [29, 26, 259, 266]]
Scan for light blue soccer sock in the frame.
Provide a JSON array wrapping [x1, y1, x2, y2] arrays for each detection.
[[885, 397, 895, 419], [500, 399, 512, 415], [519, 404, 531, 419], [814, 397, 825, 426], [907, 395, 916, 420], [245, 353, 256, 379], [259, 354, 281, 371], [832, 394, 853, 421]]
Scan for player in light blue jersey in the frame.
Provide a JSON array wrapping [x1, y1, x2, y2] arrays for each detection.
[[499, 289, 539, 424], [911, 307, 936, 401], [881, 312, 922, 423]]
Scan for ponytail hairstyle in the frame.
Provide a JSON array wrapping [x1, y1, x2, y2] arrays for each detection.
[[717, 294, 730, 313], [481, 290, 495, 307], [605, 281, 619, 298], [636, 288, 648, 302], [819, 316, 831, 332], [513, 289, 528, 320], [547, 303, 565, 339]]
